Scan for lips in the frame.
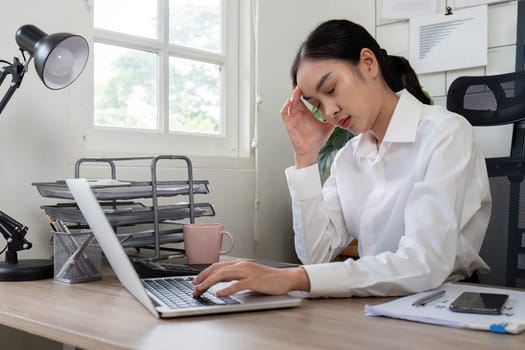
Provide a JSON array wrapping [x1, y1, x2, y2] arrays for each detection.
[[338, 116, 351, 129]]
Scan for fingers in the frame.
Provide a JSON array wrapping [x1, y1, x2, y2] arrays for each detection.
[[192, 259, 246, 297], [191, 261, 302, 297], [291, 85, 301, 101], [280, 87, 301, 118], [288, 87, 305, 116], [192, 259, 241, 284], [280, 98, 292, 118], [215, 281, 246, 297]]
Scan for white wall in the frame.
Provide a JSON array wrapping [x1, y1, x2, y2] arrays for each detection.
[[0, 0, 94, 267]]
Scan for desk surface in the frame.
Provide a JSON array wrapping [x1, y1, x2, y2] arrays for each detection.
[[0, 268, 524, 350]]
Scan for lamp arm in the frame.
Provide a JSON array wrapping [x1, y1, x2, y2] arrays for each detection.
[[0, 211, 32, 264], [0, 57, 29, 114], [0, 64, 10, 86]]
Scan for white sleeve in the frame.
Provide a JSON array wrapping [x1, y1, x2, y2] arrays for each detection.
[[285, 164, 354, 264]]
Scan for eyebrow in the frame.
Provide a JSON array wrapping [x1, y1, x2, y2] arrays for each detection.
[[302, 72, 332, 101]]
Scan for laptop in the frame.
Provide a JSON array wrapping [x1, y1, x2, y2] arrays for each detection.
[[66, 178, 302, 318]]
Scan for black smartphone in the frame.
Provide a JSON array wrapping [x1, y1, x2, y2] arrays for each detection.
[[449, 292, 509, 315]]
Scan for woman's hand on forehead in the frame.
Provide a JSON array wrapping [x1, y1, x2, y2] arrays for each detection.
[[280, 86, 335, 168]]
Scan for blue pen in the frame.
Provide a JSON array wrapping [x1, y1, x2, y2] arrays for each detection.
[[411, 290, 446, 306]]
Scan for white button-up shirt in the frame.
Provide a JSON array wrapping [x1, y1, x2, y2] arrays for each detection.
[[285, 90, 491, 298]]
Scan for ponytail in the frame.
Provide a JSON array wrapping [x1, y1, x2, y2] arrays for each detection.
[[381, 52, 431, 105]]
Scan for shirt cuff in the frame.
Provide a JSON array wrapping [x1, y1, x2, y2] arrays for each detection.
[[285, 164, 323, 201], [302, 262, 352, 298]]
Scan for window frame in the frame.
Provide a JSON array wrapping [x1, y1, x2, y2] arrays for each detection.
[[80, 0, 249, 158]]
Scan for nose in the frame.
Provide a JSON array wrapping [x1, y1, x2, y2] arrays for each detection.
[[321, 103, 340, 124]]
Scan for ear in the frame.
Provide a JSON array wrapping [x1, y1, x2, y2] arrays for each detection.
[[359, 48, 379, 79]]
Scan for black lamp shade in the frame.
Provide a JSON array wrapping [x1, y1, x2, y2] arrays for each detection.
[[15, 24, 89, 90]]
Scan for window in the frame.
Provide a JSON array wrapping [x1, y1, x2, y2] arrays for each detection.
[[86, 0, 249, 158]]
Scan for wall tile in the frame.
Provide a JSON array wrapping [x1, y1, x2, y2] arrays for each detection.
[[486, 45, 516, 75], [488, 0, 517, 47], [376, 21, 409, 56]]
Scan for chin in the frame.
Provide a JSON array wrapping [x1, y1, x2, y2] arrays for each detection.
[[346, 125, 357, 134]]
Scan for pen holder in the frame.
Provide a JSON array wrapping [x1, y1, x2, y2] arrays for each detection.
[[52, 230, 102, 283]]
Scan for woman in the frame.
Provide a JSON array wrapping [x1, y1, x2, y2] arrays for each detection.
[[193, 19, 491, 298]]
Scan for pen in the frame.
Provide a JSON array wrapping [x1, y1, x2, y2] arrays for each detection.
[[411, 290, 446, 306]]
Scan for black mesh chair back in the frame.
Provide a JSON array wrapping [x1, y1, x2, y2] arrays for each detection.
[[447, 71, 525, 287], [447, 71, 525, 125]]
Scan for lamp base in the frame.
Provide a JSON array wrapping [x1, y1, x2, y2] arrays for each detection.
[[0, 259, 53, 281]]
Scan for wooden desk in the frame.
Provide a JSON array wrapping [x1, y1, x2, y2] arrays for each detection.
[[0, 268, 523, 350]]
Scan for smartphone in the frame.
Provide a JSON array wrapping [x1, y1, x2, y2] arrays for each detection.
[[449, 292, 509, 315]]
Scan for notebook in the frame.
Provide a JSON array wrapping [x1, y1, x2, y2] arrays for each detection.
[[66, 178, 302, 318]]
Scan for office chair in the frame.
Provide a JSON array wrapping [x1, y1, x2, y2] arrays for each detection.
[[447, 71, 525, 287]]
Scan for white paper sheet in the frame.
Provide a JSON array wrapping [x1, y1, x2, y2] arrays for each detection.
[[365, 283, 525, 334], [455, 0, 501, 8], [409, 5, 487, 74], [381, 0, 438, 19], [87, 179, 132, 186]]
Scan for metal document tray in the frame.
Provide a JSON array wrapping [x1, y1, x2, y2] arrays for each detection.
[[118, 231, 184, 248], [33, 180, 209, 200], [41, 201, 216, 226]]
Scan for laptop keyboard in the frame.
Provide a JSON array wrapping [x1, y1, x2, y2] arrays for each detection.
[[143, 277, 240, 309]]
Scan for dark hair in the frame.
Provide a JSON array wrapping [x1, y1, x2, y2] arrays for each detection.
[[291, 19, 431, 105]]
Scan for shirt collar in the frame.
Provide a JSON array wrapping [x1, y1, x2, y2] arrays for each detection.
[[354, 90, 423, 158], [383, 89, 423, 143]]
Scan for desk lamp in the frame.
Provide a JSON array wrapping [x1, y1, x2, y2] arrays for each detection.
[[0, 24, 89, 280]]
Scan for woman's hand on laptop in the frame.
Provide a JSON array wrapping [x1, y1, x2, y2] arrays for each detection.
[[191, 259, 311, 297]]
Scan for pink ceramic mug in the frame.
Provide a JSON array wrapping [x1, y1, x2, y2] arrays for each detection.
[[183, 223, 234, 264]]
